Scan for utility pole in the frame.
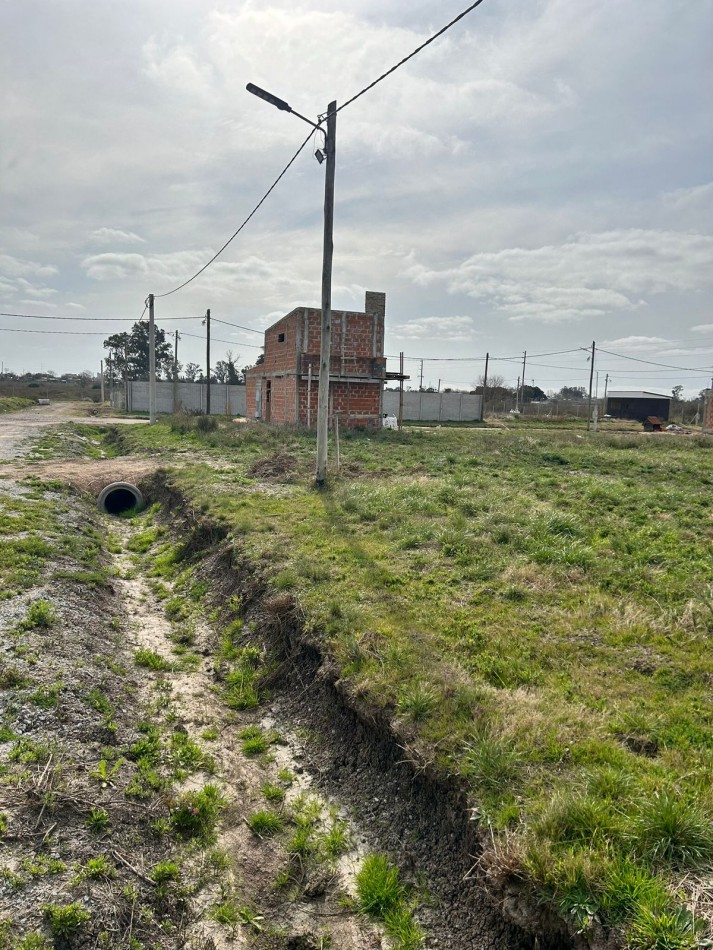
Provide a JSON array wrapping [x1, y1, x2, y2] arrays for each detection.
[[398, 351, 404, 431], [100, 360, 104, 404], [586, 340, 596, 432], [315, 100, 337, 487], [516, 376, 520, 411], [148, 293, 156, 424], [419, 359, 424, 391], [173, 330, 179, 413], [205, 309, 211, 416], [482, 352, 489, 420], [520, 351, 527, 414], [603, 373, 609, 410]]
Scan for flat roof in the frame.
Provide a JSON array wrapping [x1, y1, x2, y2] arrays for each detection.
[[606, 390, 670, 400]]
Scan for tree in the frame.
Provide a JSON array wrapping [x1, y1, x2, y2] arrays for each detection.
[[557, 386, 587, 401], [213, 361, 229, 384], [183, 362, 201, 382], [522, 384, 547, 402], [474, 373, 505, 390], [672, 385, 684, 401], [103, 322, 172, 380]]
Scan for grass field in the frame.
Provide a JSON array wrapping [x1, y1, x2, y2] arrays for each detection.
[[113, 418, 713, 948], [0, 397, 34, 414]]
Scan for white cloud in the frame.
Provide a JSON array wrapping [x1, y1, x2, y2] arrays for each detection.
[[405, 230, 713, 323], [691, 324, 713, 334], [392, 315, 477, 342], [0, 254, 58, 279], [600, 336, 673, 351], [90, 228, 146, 245]]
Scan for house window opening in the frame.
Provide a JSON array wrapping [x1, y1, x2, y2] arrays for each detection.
[[278, 332, 285, 342]]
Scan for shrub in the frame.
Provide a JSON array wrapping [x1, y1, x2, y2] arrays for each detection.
[[170, 784, 224, 840], [196, 414, 218, 433], [20, 600, 57, 630]]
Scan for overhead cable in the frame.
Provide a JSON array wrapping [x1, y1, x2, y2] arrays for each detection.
[[153, 130, 314, 299], [337, 0, 487, 114]]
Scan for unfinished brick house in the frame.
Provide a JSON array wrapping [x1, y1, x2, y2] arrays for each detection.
[[245, 291, 388, 428]]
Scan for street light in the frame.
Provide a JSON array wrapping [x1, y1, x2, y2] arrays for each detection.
[[247, 83, 336, 487]]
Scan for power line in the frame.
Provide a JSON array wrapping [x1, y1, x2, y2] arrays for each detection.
[[211, 317, 263, 335], [597, 347, 712, 372], [0, 311, 204, 323], [337, 0, 487, 114], [0, 326, 107, 336], [153, 130, 314, 299], [180, 331, 263, 351]]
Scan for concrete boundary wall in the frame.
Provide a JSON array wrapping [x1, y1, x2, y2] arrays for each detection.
[[112, 381, 246, 416], [383, 390, 482, 422]]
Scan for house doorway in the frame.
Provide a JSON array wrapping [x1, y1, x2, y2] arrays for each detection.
[[265, 380, 271, 422]]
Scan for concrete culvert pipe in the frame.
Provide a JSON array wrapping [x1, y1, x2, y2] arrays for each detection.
[[97, 482, 144, 516]]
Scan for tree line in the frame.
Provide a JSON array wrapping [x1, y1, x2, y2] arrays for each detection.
[[103, 322, 260, 385]]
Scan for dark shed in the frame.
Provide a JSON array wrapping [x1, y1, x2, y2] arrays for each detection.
[[605, 390, 671, 422]]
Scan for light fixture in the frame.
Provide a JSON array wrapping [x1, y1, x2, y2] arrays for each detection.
[[315, 148, 325, 164]]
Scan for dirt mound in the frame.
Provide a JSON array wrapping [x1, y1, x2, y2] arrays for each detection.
[[247, 452, 299, 479], [1, 457, 162, 495]]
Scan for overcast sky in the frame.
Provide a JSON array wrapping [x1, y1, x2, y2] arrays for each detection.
[[1, 0, 711, 395]]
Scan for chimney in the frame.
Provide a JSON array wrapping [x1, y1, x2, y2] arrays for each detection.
[[365, 291, 385, 319]]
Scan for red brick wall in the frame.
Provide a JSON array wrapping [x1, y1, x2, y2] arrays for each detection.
[[298, 379, 381, 428]]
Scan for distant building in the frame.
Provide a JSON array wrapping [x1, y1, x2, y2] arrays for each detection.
[[605, 390, 671, 422], [245, 292, 388, 428]]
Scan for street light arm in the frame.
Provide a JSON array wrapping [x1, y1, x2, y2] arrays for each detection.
[[246, 83, 322, 130]]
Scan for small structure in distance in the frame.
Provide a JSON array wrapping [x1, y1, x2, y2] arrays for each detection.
[[605, 390, 671, 422]]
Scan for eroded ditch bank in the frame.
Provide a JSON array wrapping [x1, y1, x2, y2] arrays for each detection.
[[143, 473, 568, 950]]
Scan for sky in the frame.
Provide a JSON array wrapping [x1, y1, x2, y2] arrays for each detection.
[[1, 0, 712, 396]]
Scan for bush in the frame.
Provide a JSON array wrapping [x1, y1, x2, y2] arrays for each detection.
[[196, 414, 218, 433]]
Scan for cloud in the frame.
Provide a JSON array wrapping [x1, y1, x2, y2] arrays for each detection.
[[599, 336, 673, 351], [0, 254, 58, 279], [405, 230, 713, 323], [90, 228, 146, 245], [691, 324, 713, 334], [391, 315, 477, 342]]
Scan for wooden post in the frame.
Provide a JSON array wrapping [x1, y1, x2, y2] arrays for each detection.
[[307, 363, 312, 428], [334, 411, 341, 474], [148, 293, 156, 424], [586, 341, 595, 431], [173, 330, 179, 413], [315, 99, 337, 487], [205, 309, 211, 416]]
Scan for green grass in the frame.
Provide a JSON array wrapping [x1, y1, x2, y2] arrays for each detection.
[[246, 809, 284, 836], [110, 419, 713, 946], [0, 397, 34, 414]]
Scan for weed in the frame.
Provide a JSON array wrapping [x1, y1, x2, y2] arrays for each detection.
[[384, 906, 425, 949], [14, 935, 52, 950], [44, 903, 91, 938], [397, 682, 438, 722], [239, 725, 271, 756], [261, 783, 286, 803], [134, 648, 173, 672], [628, 905, 701, 949], [85, 807, 110, 833], [151, 860, 180, 885], [79, 855, 115, 880], [629, 790, 713, 869], [246, 810, 284, 837], [19, 600, 56, 630], [170, 784, 224, 840], [356, 854, 406, 917]]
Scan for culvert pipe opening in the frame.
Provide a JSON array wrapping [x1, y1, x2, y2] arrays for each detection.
[[97, 482, 145, 516]]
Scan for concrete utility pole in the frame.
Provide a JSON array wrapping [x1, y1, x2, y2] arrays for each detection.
[[205, 309, 211, 416], [315, 100, 337, 486], [419, 359, 424, 391], [398, 351, 405, 431], [586, 340, 596, 432], [482, 351, 489, 420], [520, 351, 527, 413], [603, 373, 609, 411], [148, 293, 156, 424], [245, 83, 336, 485], [100, 360, 104, 404]]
